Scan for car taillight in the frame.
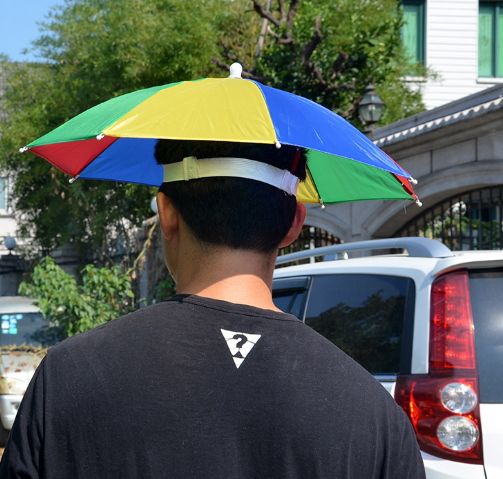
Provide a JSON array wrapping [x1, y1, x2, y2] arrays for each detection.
[[395, 270, 483, 464]]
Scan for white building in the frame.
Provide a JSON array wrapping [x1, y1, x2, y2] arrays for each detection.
[[403, 0, 503, 109]]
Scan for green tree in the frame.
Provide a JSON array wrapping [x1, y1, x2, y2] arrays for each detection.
[[18, 257, 134, 343], [222, 0, 425, 126], [0, 0, 227, 260]]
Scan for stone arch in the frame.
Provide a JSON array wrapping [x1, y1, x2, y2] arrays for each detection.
[[305, 204, 351, 242], [366, 161, 503, 238]]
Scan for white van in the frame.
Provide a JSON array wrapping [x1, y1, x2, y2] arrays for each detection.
[[0, 296, 47, 445]]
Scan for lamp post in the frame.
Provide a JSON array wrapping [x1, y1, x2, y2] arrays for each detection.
[[358, 84, 384, 135]]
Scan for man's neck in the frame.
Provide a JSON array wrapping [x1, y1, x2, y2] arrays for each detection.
[[174, 248, 281, 312]]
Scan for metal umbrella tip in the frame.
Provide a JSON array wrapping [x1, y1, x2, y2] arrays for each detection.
[[409, 177, 418, 185], [229, 63, 243, 79], [415, 199, 423, 207], [19, 146, 28, 153]]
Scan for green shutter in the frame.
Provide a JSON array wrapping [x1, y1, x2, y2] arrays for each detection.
[[478, 2, 503, 78], [401, 1, 425, 66], [498, 6, 503, 76], [403, 6, 419, 63], [479, 5, 495, 77]]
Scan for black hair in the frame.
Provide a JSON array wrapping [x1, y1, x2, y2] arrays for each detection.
[[155, 140, 307, 253]]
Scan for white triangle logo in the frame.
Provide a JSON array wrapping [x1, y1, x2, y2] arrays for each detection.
[[221, 329, 261, 369]]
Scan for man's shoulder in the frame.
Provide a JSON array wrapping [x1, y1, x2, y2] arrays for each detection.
[[47, 301, 181, 357], [297, 325, 403, 411]]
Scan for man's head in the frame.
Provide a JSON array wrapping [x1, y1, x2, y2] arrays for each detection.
[[155, 140, 307, 278]]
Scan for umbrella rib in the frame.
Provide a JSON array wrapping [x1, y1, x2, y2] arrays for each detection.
[[73, 136, 119, 179], [306, 165, 324, 207]]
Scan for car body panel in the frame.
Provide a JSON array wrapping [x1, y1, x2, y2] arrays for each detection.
[[421, 451, 485, 479], [480, 403, 503, 478], [0, 352, 41, 395], [0, 394, 23, 430]]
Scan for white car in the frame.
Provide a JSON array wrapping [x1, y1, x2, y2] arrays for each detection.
[[0, 297, 47, 445], [273, 237, 503, 479]]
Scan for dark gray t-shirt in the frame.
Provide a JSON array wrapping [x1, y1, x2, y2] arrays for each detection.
[[0, 295, 425, 478]]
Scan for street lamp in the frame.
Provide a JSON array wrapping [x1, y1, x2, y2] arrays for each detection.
[[358, 84, 384, 134], [3, 236, 16, 255]]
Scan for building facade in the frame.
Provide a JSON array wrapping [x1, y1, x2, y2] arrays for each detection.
[[307, 84, 503, 251], [403, 0, 503, 109]]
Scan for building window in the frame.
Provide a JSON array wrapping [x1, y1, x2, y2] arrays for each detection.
[[396, 186, 503, 250], [0, 177, 8, 211], [401, 0, 426, 66], [479, 2, 503, 77]]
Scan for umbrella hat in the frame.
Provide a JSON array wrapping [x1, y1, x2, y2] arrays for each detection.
[[23, 63, 419, 205]]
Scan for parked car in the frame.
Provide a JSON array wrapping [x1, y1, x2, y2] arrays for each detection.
[[273, 237, 503, 479], [0, 296, 47, 446]]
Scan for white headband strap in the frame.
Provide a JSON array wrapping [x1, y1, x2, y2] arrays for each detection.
[[162, 156, 300, 196]]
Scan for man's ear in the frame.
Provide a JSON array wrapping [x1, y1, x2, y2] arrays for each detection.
[[279, 202, 307, 248], [156, 191, 180, 241]]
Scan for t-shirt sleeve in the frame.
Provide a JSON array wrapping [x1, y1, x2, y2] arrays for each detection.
[[0, 357, 46, 478], [385, 406, 426, 479]]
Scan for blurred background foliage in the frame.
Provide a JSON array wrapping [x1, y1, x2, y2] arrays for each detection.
[[18, 256, 134, 342]]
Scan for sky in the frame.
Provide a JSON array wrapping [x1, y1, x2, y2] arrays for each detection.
[[0, 0, 64, 61]]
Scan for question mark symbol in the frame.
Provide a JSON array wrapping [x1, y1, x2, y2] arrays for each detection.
[[232, 334, 248, 349]]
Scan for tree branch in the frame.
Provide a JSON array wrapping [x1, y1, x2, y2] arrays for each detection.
[[252, 0, 280, 27], [278, 0, 287, 22], [301, 15, 322, 63], [286, 0, 300, 29], [300, 16, 338, 91], [266, 25, 281, 38], [330, 52, 349, 79]]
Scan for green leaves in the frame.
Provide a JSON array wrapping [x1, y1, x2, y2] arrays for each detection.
[[19, 257, 134, 343], [247, 0, 425, 126], [0, 0, 226, 257]]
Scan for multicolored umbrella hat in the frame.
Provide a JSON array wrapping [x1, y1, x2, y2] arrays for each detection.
[[21, 63, 420, 206]]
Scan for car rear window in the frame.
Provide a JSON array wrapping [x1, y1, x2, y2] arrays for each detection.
[[0, 312, 48, 347], [469, 269, 503, 403], [304, 274, 415, 375]]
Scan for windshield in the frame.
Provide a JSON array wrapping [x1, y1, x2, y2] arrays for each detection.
[[0, 312, 48, 347], [469, 269, 503, 403]]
